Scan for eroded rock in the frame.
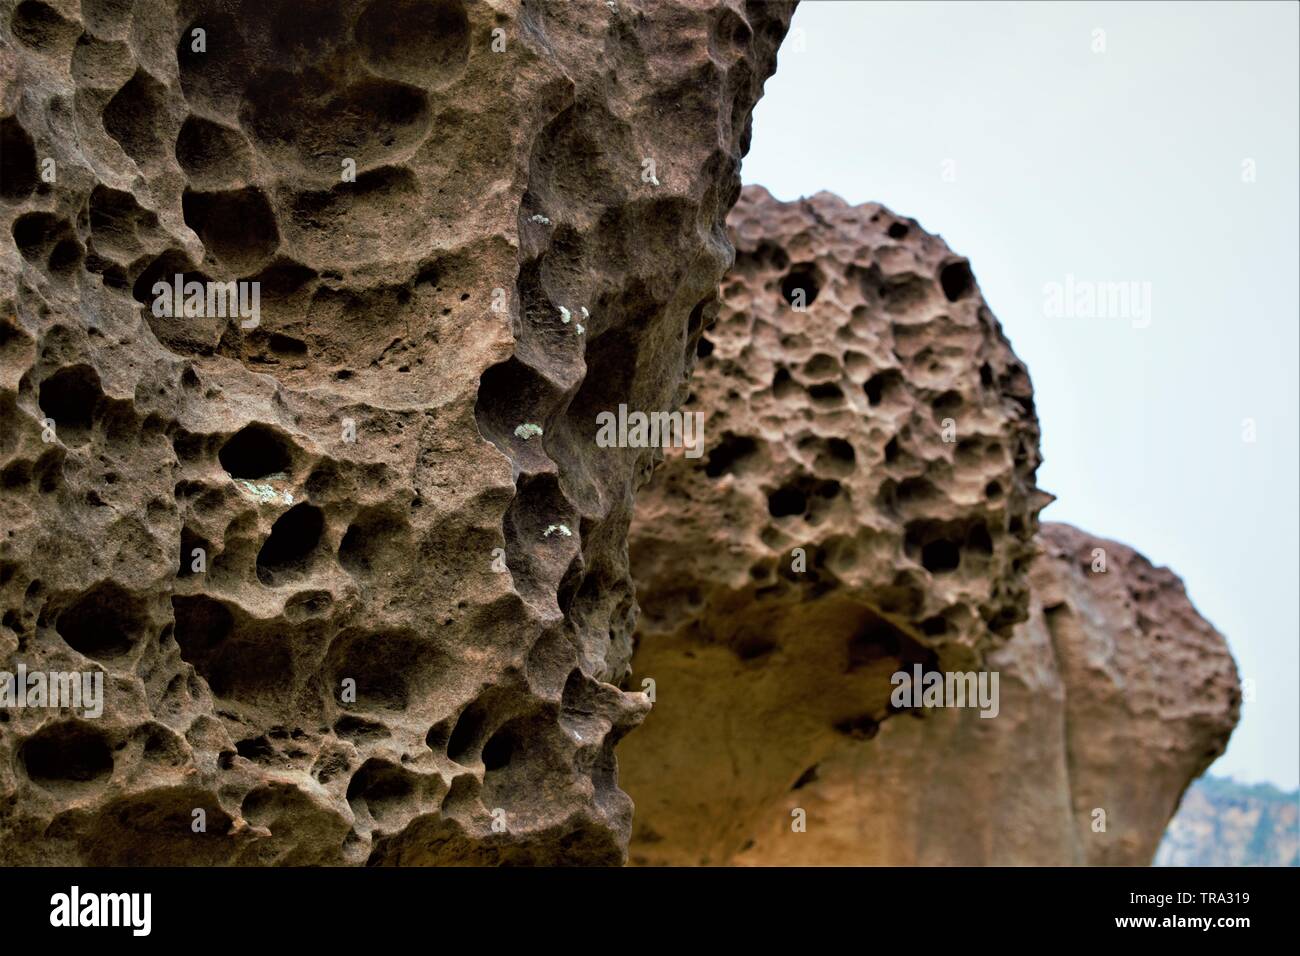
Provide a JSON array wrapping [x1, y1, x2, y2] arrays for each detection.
[[0, 0, 793, 865], [620, 187, 1239, 866], [726, 523, 1241, 866], [620, 185, 1047, 865]]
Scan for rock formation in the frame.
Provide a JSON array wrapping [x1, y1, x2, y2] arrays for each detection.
[[0, 0, 793, 865], [620, 187, 1240, 866], [620, 185, 1048, 864], [719, 523, 1242, 866]]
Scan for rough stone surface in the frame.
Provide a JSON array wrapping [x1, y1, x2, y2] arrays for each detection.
[[725, 524, 1241, 866], [620, 185, 1047, 865], [620, 187, 1239, 866], [0, 0, 792, 865]]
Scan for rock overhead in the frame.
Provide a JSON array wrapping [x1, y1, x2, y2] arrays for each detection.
[[0, 0, 793, 865], [619, 185, 1048, 865], [719, 523, 1241, 866], [619, 187, 1239, 866]]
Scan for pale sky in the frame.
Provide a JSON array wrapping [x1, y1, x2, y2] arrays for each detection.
[[743, 1, 1299, 788]]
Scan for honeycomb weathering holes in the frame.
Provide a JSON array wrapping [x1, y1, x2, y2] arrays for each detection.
[[9, 1, 79, 52], [256, 503, 326, 584], [327, 629, 430, 712], [446, 700, 491, 765], [218, 423, 293, 479], [12, 212, 72, 262], [0, 117, 37, 201], [0, 0, 798, 865], [38, 365, 102, 444], [182, 187, 280, 274], [780, 265, 820, 306], [355, 0, 470, 88], [481, 721, 519, 772], [175, 116, 253, 189], [704, 432, 759, 479], [241, 72, 432, 175], [339, 509, 409, 578], [940, 260, 975, 302], [21, 722, 114, 788], [57, 581, 147, 659], [103, 70, 170, 165]]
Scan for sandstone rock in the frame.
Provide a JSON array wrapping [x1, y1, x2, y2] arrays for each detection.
[[620, 185, 1047, 865], [619, 187, 1239, 866], [0, 0, 793, 865], [726, 523, 1241, 866]]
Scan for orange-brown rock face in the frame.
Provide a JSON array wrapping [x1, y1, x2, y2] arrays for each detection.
[[620, 188, 1240, 867], [620, 185, 1047, 865], [728, 524, 1241, 866], [0, 0, 793, 865]]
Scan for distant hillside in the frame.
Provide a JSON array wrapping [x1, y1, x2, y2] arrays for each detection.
[[1156, 776, 1299, 866]]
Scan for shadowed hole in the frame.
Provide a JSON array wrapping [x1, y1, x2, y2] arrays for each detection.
[[481, 721, 520, 772], [355, 0, 470, 88], [57, 581, 146, 659], [940, 260, 974, 302], [10, 1, 79, 51], [175, 116, 252, 189], [0, 117, 37, 200], [446, 700, 490, 765], [256, 504, 324, 585], [864, 369, 903, 407], [768, 485, 806, 518], [182, 186, 279, 274], [38, 365, 101, 445], [218, 423, 292, 479], [103, 69, 169, 164], [921, 540, 960, 572], [704, 432, 758, 479], [780, 265, 820, 307], [21, 722, 113, 787]]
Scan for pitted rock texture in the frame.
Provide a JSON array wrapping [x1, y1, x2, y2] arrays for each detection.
[[619, 185, 1047, 865], [0, 0, 793, 865], [724, 524, 1241, 866], [618, 187, 1240, 866]]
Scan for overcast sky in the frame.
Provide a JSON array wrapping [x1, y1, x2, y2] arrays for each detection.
[[743, 1, 1299, 789]]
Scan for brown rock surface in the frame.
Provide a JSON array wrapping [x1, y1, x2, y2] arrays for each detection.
[[727, 524, 1241, 866], [620, 187, 1240, 866], [0, 0, 793, 865], [620, 185, 1047, 865]]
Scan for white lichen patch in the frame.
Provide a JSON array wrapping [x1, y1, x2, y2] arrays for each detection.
[[543, 524, 572, 538], [514, 423, 544, 440], [235, 479, 282, 503], [530, 214, 551, 225], [232, 472, 292, 505], [559, 306, 572, 324]]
